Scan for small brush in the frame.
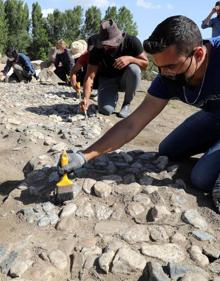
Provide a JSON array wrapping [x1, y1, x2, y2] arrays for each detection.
[[56, 151, 74, 203]]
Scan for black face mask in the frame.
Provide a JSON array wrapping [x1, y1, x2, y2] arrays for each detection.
[[159, 55, 194, 86]]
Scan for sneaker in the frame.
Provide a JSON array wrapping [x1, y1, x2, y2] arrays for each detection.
[[118, 104, 131, 118]]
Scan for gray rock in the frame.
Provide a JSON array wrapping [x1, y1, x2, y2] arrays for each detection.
[[182, 209, 208, 230], [149, 225, 169, 242], [115, 183, 142, 196], [0, 245, 6, 261], [98, 250, 115, 273], [203, 244, 220, 259], [48, 249, 68, 270], [100, 174, 123, 184], [141, 243, 185, 263], [72, 182, 82, 198], [111, 246, 146, 274], [75, 202, 94, 218], [95, 220, 130, 235], [209, 259, 220, 274], [145, 261, 170, 281], [150, 191, 165, 205], [168, 262, 209, 279], [60, 203, 77, 218], [93, 181, 112, 198], [192, 230, 214, 241], [179, 272, 208, 281], [153, 155, 169, 170], [9, 259, 33, 278], [82, 178, 96, 194], [94, 203, 113, 220], [71, 252, 84, 279], [56, 217, 80, 232], [121, 224, 149, 244], [123, 174, 136, 184], [47, 212, 59, 225], [139, 175, 154, 185], [0, 251, 18, 274], [37, 216, 51, 227], [83, 254, 98, 270], [111, 205, 125, 220], [138, 152, 156, 160], [148, 205, 171, 222], [142, 185, 159, 194], [189, 245, 209, 267], [126, 202, 145, 218], [133, 193, 151, 207], [81, 246, 102, 258], [171, 232, 187, 244]]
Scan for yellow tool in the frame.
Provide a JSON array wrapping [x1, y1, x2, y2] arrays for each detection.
[[56, 151, 74, 203]]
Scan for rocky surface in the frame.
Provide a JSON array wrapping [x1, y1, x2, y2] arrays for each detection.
[[0, 80, 219, 281]]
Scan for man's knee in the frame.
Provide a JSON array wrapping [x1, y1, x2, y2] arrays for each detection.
[[98, 104, 115, 115], [126, 64, 141, 77], [158, 139, 172, 157], [190, 168, 212, 192]]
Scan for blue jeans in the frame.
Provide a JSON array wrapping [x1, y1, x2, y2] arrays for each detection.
[[98, 64, 141, 115], [159, 110, 220, 192]]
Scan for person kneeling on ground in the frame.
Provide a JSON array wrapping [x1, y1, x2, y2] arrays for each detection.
[[54, 39, 73, 83], [81, 19, 148, 118], [1, 47, 36, 82], [70, 37, 99, 97], [58, 15, 220, 213]]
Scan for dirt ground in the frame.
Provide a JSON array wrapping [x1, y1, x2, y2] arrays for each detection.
[[2, 79, 218, 281]]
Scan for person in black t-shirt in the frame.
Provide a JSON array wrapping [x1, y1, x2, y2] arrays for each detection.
[[81, 19, 148, 118], [54, 39, 73, 82]]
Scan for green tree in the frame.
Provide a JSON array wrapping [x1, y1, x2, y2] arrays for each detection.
[[46, 9, 65, 45], [0, 0, 8, 55], [141, 55, 158, 81], [117, 6, 138, 36], [104, 6, 118, 22], [82, 6, 101, 38], [4, 0, 30, 51], [63, 6, 83, 43], [31, 2, 50, 60]]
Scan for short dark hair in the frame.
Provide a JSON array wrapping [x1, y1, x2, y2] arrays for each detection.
[[216, 1, 220, 6], [143, 15, 202, 56], [5, 47, 18, 59]]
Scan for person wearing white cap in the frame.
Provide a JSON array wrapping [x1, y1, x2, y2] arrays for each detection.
[[70, 40, 88, 91], [70, 37, 99, 92]]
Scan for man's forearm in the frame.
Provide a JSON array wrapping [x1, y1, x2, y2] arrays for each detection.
[[129, 56, 148, 70], [83, 77, 94, 99], [83, 118, 135, 160], [202, 11, 215, 26]]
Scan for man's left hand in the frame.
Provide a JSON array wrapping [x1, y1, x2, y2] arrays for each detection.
[[113, 56, 131, 69]]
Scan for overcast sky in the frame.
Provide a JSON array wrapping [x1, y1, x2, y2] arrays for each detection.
[[26, 0, 215, 42]]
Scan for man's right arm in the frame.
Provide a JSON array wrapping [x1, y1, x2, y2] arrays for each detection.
[[201, 8, 216, 28], [70, 62, 83, 90], [81, 64, 98, 111], [83, 94, 168, 161], [59, 93, 168, 174], [2, 60, 12, 76]]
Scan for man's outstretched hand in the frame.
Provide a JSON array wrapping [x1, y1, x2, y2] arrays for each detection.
[[58, 151, 86, 175]]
